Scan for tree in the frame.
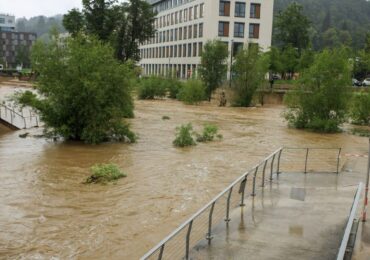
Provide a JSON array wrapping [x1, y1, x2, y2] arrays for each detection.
[[365, 32, 370, 53], [267, 46, 283, 75], [198, 40, 228, 101], [232, 45, 268, 107], [15, 45, 30, 67], [64, 0, 156, 62], [284, 48, 351, 132], [63, 8, 85, 37], [280, 45, 299, 79], [275, 2, 311, 53], [19, 34, 135, 144]]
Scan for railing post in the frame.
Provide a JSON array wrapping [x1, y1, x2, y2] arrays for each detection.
[[251, 167, 258, 196], [277, 149, 283, 174], [23, 117, 27, 129], [206, 202, 215, 242], [239, 176, 247, 206], [185, 220, 193, 260], [158, 244, 164, 260], [261, 160, 267, 187], [270, 154, 276, 181], [336, 148, 342, 174], [225, 187, 233, 222], [304, 148, 309, 174]]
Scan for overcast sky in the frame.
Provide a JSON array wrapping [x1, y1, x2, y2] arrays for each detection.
[[0, 0, 126, 19]]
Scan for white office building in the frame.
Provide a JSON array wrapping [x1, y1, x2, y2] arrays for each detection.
[[139, 0, 274, 79], [0, 13, 16, 32]]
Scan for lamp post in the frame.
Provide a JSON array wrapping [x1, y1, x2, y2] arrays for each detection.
[[229, 39, 234, 88]]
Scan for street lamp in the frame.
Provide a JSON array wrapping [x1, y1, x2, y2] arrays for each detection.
[[229, 39, 234, 88]]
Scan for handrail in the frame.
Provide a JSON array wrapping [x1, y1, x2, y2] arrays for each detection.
[[141, 147, 283, 260], [0, 104, 39, 129], [336, 182, 363, 260]]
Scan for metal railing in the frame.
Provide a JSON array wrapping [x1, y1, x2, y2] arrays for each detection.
[[141, 147, 342, 260], [0, 104, 39, 129], [337, 182, 363, 260]]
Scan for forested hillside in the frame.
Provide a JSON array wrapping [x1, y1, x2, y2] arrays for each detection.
[[274, 0, 370, 50], [16, 15, 67, 41]]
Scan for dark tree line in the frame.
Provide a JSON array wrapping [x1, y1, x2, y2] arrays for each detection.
[[63, 0, 156, 62]]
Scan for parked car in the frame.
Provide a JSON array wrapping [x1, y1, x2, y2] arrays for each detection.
[[363, 78, 370, 87], [352, 78, 362, 87]]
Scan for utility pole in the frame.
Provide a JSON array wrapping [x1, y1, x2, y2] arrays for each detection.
[[363, 138, 370, 222], [229, 39, 234, 88]]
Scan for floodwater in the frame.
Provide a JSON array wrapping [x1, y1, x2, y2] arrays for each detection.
[[0, 84, 368, 259]]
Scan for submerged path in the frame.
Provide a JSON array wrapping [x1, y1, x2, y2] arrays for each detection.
[[190, 172, 360, 260]]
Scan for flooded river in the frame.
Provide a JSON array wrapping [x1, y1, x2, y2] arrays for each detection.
[[0, 85, 368, 259]]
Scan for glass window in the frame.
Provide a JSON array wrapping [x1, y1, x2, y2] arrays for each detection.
[[235, 2, 246, 17], [250, 3, 261, 19], [200, 4, 204, 18], [234, 22, 245, 38], [219, 1, 230, 16], [199, 23, 203, 38], [249, 23, 260, 38], [218, 21, 229, 37]]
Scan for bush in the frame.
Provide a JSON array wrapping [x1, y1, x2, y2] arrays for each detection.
[[138, 75, 167, 99], [162, 115, 170, 120], [350, 92, 370, 125], [167, 79, 184, 99], [173, 123, 196, 147], [177, 79, 206, 104], [86, 163, 126, 184], [196, 124, 223, 142]]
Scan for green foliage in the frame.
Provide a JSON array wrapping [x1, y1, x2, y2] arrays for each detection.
[[86, 163, 126, 184], [64, 0, 156, 61], [167, 78, 184, 99], [198, 40, 229, 101], [350, 92, 370, 125], [353, 50, 370, 80], [284, 48, 351, 132], [162, 115, 170, 120], [196, 124, 222, 142], [138, 76, 167, 99], [177, 79, 206, 105], [16, 15, 67, 39], [232, 45, 269, 107], [274, 0, 370, 50], [19, 34, 135, 144], [63, 8, 85, 37], [15, 45, 31, 68], [173, 123, 196, 147], [274, 2, 311, 52]]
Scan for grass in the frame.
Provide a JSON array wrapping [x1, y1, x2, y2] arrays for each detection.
[[351, 128, 370, 137], [86, 163, 126, 184]]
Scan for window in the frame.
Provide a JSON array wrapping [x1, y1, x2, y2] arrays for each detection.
[[179, 10, 183, 22], [188, 25, 192, 39], [218, 21, 229, 37], [200, 4, 204, 18], [199, 23, 203, 37], [235, 2, 246, 17], [219, 1, 230, 16], [184, 26, 187, 39], [183, 44, 186, 57], [179, 44, 182, 57], [174, 28, 178, 41], [179, 27, 183, 40], [250, 3, 261, 19], [198, 42, 203, 56], [189, 7, 193, 20], [0, 18, 5, 24], [234, 22, 244, 38], [194, 5, 198, 19], [184, 9, 188, 22], [193, 43, 197, 57], [188, 43, 192, 57], [193, 24, 198, 38], [249, 23, 260, 38]]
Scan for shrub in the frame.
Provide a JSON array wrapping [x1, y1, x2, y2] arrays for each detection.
[[138, 76, 167, 99], [167, 79, 184, 99], [196, 124, 223, 142], [86, 163, 126, 184], [162, 115, 170, 120], [350, 92, 370, 125], [173, 123, 196, 147], [177, 79, 206, 104]]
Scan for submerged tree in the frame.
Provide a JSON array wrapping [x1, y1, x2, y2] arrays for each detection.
[[18, 34, 136, 144], [284, 48, 351, 132], [232, 45, 268, 107], [198, 40, 228, 101]]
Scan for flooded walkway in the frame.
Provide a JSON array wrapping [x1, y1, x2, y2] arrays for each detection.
[[191, 172, 359, 260]]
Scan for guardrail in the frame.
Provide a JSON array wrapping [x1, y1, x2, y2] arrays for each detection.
[[0, 104, 39, 129], [141, 147, 343, 260], [336, 182, 363, 260]]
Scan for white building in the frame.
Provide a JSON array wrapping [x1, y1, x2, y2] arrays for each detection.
[[0, 13, 16, 32], [139, 0, 274, 79]]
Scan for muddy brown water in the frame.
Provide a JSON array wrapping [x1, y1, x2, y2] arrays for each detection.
[[0, 85, 368, 259]]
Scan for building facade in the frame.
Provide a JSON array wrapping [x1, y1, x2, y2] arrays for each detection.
[[139, 0, 274, 79], [0, 14, 37, 68]]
